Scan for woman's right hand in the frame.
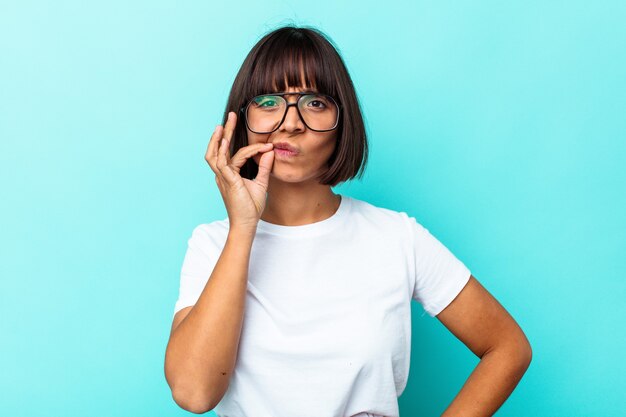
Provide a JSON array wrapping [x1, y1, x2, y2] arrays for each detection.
[[205, 111, 275, 233]]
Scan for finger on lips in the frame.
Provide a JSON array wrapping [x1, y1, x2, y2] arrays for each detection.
[[230, 142, 271, 163], [210, 112, 276, 173]]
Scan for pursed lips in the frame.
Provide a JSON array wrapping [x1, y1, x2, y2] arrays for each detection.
[[271, 142, 300, 154]]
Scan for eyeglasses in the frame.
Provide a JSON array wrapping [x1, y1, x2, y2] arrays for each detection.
[[239, 91, 341, 134]]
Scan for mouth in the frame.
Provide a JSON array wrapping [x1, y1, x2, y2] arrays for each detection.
[[272, 142, 300, 154], [274, 148, 298, 158]]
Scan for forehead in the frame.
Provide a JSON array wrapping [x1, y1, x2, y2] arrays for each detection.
[[255, 79, 317, 97], [245, 48, 336, 101], [269, 66, 318, 93], [262, 53, 321, 90], [266, 85, 318, 95]]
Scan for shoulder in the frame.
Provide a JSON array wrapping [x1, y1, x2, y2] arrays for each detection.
[[347, 196, 417, 236]]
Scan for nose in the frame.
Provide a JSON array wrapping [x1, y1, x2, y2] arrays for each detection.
[[279, 100, 306, 132]]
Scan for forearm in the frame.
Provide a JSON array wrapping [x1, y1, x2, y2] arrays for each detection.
[[440, 344, 532, 417], [165, 227, 255, 410]]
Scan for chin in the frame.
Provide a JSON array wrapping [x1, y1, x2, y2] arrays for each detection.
[[269, 170, 304, 182], [269, 167, 326, 184]]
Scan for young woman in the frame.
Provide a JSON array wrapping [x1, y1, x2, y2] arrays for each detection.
[[164, 25, 532, 417]]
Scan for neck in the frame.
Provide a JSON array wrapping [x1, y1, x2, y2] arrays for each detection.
[[260, 179, 341, 226]]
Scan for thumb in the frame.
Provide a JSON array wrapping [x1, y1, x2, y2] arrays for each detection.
[[254, 150, 274, 189]]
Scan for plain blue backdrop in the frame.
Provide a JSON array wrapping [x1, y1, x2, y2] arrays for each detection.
[[1, 1, 624, 416]]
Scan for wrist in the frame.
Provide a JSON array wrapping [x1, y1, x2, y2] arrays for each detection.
[[228, 225, 257, 240]]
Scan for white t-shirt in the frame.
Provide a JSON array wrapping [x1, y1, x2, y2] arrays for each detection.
[[173, 194, 471, 417]]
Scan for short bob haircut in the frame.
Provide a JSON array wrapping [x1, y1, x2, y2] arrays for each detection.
[[222, 25, 368, 186]]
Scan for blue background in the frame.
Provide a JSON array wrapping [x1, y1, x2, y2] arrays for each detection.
[[1, 1, 624, 416]]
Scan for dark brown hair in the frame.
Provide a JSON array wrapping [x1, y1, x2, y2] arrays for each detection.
[[222, 25, 368, 186]]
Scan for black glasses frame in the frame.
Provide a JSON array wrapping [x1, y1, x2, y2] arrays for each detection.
[[239, 91, 342, 134]]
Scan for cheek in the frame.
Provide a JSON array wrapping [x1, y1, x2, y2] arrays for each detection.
[[247, 131, 267, 146], [317, 135, 338, 164], [248, 132, 270, 165]]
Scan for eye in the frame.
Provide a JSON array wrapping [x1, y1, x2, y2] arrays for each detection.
[[302, 95, 329, 109], [254, 95, 281, 108], [308, 100, 326, 108]]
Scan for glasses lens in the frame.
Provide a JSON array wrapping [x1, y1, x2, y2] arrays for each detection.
[[298, 94, 339, 131], [246, 95, 286, 133], [246, 94, 339, 133]]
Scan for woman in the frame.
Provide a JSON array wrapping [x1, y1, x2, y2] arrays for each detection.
[[164, 25, 532, 417]]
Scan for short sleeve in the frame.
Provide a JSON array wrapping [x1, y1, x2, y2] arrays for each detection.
[[408, 216, 472, 317], [172, 223, 224, 318]]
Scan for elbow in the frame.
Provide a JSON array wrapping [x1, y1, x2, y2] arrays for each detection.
[[486, 331, 533, 373], [509, 334, 533, 374], [172, 387, 217, 414], [164, 352, 224, 413], [517, 329, 533, 366], [521, 339, 533, 369], [514, 343, 532, 382]]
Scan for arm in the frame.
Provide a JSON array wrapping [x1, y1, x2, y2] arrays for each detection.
[[436, 275, 532, 417], [164, 227, 255, 413]]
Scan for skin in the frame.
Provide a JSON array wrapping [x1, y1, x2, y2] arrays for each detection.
[[437, 277, 532, 416], [167, 82, 532, 415], [247, 84, 342, 226], [207, 82, 341, 231], [164, 83, 343, 412]]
